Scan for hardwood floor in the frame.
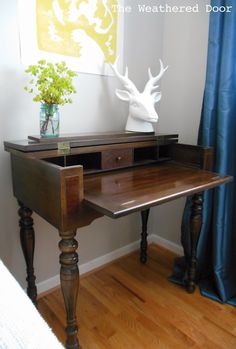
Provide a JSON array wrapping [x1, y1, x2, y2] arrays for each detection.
[[38, 244, 236, 349]]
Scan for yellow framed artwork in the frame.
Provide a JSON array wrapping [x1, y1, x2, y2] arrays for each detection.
[[18, 0, 123, 75]]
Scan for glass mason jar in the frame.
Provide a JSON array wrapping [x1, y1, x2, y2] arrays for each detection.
[[40, 104, 59, 138]]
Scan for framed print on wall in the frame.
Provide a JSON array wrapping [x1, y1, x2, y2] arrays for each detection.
[[18, 0, 124, 75]]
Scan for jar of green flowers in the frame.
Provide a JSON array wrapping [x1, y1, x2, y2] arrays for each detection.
[[24, 60, 77, 138]]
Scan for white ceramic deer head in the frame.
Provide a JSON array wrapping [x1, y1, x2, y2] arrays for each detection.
[[110, 58, 168, 132]]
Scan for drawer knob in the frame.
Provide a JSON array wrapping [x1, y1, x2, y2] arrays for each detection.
[[116, 156, 122, 161]]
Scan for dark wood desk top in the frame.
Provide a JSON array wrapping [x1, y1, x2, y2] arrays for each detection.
[[4, 132, 178, 152], [84, 162, 233, 218]]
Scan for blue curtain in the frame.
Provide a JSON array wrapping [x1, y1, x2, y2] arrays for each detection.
[[172, 0, 236, 305]]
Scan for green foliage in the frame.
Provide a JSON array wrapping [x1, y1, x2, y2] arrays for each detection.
[[24, 60, 77, 105]]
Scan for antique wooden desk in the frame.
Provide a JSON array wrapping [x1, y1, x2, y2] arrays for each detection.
[[4, 132, 232, 349]]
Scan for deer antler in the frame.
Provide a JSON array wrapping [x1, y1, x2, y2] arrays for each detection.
[[110, 56, 139, 95], [143, 59, 168, 95]]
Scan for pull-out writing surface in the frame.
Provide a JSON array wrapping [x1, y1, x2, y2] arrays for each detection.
[[84, 163, 232, 218]]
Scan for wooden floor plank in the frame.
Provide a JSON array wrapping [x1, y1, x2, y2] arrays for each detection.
[[38, 244, 236, 349]]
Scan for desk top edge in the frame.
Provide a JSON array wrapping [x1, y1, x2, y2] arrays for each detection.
[[4, 132, 179, 152]]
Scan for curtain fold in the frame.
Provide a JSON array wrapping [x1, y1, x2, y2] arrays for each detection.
[[171, 0, 236, 305]]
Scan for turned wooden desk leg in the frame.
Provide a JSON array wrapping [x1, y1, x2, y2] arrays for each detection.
[[18, 201, 37, 305], [186, 193, 203, 293], [59, 230, 80, 349], [140, 209, 150, 264]]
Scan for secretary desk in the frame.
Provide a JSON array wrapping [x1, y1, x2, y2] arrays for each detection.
[[4, 132, 232, 349]]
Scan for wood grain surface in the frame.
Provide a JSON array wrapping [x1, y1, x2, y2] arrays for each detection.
[[84, 163, 232, 218], [38, 244, 236, 349]]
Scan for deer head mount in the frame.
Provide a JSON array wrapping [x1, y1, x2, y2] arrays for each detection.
[[110, 58, 168, 132]]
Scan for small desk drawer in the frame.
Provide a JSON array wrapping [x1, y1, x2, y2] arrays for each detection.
[[102, 149, 133, 170]]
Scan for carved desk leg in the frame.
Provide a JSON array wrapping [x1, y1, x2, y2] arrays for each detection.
[[186, 193, 203, 293], [59, 230, 79, 349], [18, 201, 37, 305], [140, 209, 150, 264]]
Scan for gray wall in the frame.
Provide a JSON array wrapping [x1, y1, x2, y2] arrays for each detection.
[[150, 0, 210, 243], [0, 0, 209, 287]]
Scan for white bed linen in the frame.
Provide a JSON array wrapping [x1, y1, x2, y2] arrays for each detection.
[[0, 260, 64, 349]]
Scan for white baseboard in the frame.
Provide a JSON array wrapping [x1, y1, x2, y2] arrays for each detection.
[[37, 240, 140, 294], [37, 235, 183, 295], [37, 275, 60, 295], [79, 240, 140, 275], [149, 234, 183, 255]]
